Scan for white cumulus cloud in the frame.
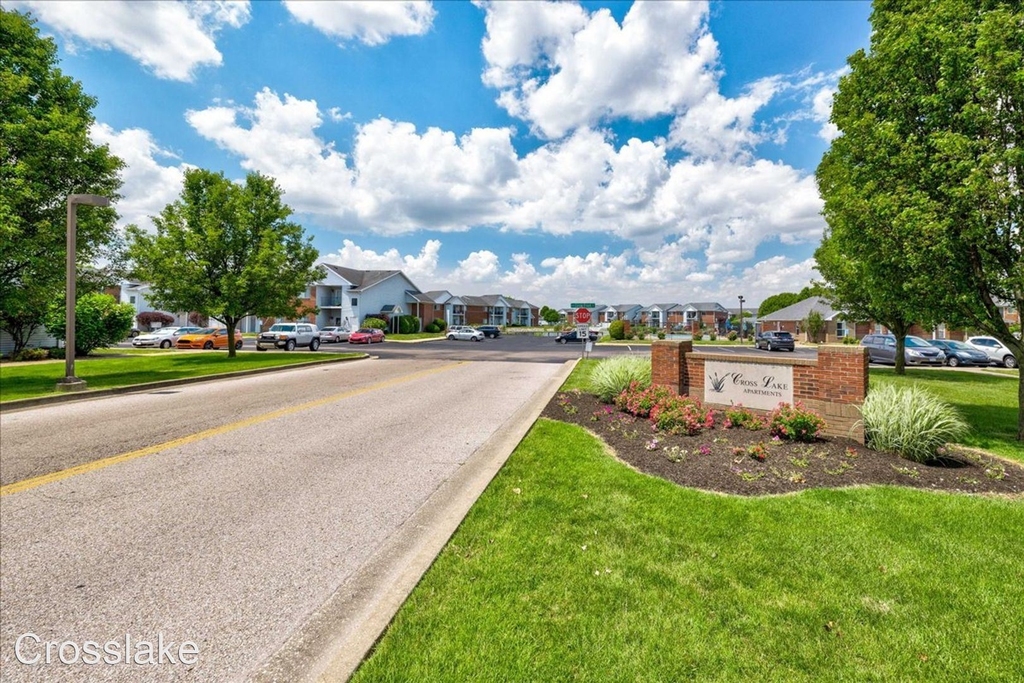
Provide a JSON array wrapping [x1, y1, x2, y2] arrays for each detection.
[[90, 123, 191, 230], [283, 0, 435, 46], [320, 239, 440, 281], [479, 0, 718, 139], [11, 0, 249, 81]]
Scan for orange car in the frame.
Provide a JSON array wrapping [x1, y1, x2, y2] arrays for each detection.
[[175, 328, 243, 350]]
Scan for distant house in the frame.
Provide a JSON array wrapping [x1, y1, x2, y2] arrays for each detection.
[[757, 297, 870, 342], [679, 302, 730, 333], [598, 304, 642, 324], [462, 295, 513, 326], [415, 290, 468, 327], [505, 297, 539, 326], [639, 303, 681, 329], [118, 281, 191, 329], [315, 265, 425, 332]]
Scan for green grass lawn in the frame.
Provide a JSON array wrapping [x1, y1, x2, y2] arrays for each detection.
[[0, 350, 361, 402], [354, 417, 1024, 682], [870, 369, 1021, 461]]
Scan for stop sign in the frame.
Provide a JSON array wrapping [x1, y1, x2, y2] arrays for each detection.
[[574, 307, 591, 324]]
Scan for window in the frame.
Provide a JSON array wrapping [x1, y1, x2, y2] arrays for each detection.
[[129, 295, 136, 304], [351, 297, 358, 306], [836, 321, 846, 338]]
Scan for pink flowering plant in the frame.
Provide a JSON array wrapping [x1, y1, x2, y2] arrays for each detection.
[[723, 405, 765, 431], [615, 382, 676, 418], [767, 402, 826, 442]]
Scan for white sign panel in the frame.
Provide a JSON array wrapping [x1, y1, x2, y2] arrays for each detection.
[[704, 360, 793, 411], [576, 324, 590, 339]]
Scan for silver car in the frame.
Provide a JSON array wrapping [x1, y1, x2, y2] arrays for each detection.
[[446, 326, 484, 342], [860, 334, 945, 365], [320, 326, 349, 343], [966, 336, 1018, 368]]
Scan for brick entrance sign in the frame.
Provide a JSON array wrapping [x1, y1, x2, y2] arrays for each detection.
[[651, 341, 869, 442]]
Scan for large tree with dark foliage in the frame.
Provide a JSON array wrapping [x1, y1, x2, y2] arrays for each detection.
[[0, 9, 123, 353], [816, 0, 1023, 439]]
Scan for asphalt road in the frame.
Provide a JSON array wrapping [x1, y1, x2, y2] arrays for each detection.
[[0, 357, 563, 682]]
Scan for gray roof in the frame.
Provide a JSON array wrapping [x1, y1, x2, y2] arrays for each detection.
[[643, 303, 681, 312], [321, 264, 405, 292], [759, 296, 841, 322], [683, 302, 728, 312], [610, 304, 641, 312], [407, 290, 434, 303]]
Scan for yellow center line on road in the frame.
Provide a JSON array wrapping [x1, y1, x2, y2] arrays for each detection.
[[1, 361, 467, 497]]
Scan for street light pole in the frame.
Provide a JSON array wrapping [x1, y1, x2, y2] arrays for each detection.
[[737, 295, 746, 342], [57, 194, 110, 392]]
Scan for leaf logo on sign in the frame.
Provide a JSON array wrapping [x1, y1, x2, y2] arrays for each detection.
[[708, 372, 728, 393]]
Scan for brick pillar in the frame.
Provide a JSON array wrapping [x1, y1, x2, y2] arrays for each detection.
[[810, 345, 869, 443], [651, 340, 692, 395]]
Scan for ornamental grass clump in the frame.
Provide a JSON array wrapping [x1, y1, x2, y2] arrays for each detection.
[[860, 385, 968, 463], [589, 356, 652, 403]]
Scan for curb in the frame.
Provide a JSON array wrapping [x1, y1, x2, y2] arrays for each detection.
[[0, 354, 371, 413], [253, 359, 578, 683]]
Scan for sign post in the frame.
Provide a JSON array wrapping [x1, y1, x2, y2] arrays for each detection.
[[573, 307, 592, 358]]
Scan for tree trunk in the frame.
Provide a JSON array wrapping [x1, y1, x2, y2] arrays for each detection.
[[225, 319, 238, 359], [1019, 370, 1023, 443]]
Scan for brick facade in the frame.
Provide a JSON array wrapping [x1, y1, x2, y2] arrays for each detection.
[[651, 340, 869, 443]]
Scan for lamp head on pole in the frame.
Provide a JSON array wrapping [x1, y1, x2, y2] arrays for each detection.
[[69, 194, 110, 207]]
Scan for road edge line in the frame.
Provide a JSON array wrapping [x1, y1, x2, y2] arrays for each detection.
[[253, 359, 578, 683]]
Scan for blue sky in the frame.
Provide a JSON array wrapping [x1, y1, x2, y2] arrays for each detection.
[[14, 0, 872, 308]]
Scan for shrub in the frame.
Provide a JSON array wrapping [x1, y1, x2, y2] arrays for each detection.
[[43, 292, 135, 356], [626, 332, 636, 340], [651, 396, 716, 435], [398, 315, 420, 334], [692, 331, 704, 341], [11, 347, 49, 361], [724, 405, 764, 430], [709, 332, 717, 341], [432, 318, 447, 331], [768, 402, 826, 442], [608, 320, 626, 340], [727, 331, 738, 341], [860, 385, 968, 462], [589, 356, 652, 403], [843, 335, 860, 345], [188, 312, 208, 326], [47, 347, 65, 359], [363, 316, 387, 330], [136, 311, 175, 328], [425, 323, 440, 333], [656, 331, 666, 340], [615, 382, 675, 418], [637, 331, 646, 340]]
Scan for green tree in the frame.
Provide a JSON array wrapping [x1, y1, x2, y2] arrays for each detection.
[[43, 292, 134, 356], [127, 169, 323, 358], [0, 10, 123, 352], [757, 293, 800, 318], [608, 319, 626, 340], [817, 0, 1023, 440], [804, 310, 826, 343], [541, 306, 561, 324]]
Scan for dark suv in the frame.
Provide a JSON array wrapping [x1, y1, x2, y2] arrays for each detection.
[[477, 325, 502, 338], [755, 330, 795, 352]]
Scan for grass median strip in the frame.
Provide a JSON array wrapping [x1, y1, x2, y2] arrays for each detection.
[[353, 418, 1024, 682], [0, 351, 363, 403], [0, 361, 465, 496]]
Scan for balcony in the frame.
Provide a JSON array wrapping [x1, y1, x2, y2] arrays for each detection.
[[319, 297, 343, 307]]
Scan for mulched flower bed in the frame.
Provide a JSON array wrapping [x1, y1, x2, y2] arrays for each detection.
[[542, 389, 1024, 497]]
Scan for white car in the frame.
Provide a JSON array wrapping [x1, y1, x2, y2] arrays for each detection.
[[446, 326, 484, 342], [966, 336, 1018, 368], [132, 327, 181, 349]]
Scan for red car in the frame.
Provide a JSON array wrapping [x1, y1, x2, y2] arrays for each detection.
[[348, 328, 385, 344]]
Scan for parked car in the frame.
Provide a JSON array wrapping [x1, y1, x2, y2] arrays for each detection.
[[476, 325, 502, 339], [349, 328, 385, 344], [554, 329, 599, 344], [447, 326, 485, 342], [755, 330, 795, 352], [860, 334, 944, 365], [132, 327, 180, 349], [256, 322, 320, 351], [176, 328, 243, 350], [966, 336, 1018, 368], [320, 326, 349, 343], [926, 339, 992, 367]]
